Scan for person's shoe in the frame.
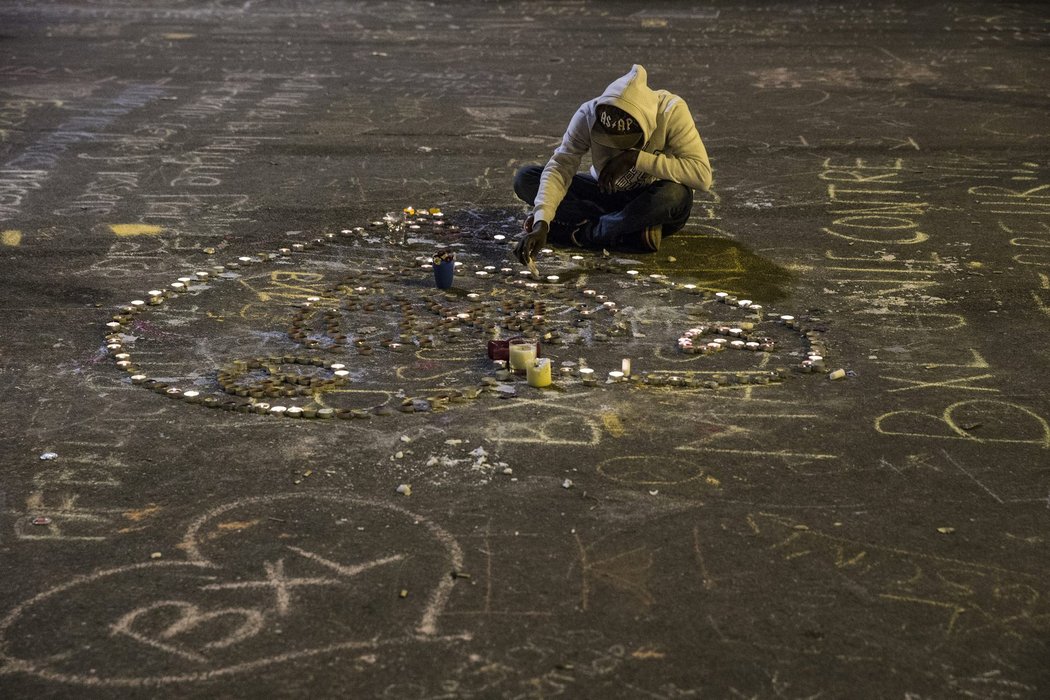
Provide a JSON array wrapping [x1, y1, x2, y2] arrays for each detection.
[[568, 220, 595, 248], [641, 225, 662, 252]]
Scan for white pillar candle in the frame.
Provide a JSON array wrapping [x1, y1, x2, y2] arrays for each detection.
[[621, 358, 631, 376], [527, 358, 552, 388], [509, 340, 537, 371]]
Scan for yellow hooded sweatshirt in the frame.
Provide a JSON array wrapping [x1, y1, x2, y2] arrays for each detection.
[[532, 64, 713, 227]]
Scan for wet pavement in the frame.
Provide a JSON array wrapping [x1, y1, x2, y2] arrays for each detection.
[[0, 1, 1048, 698]]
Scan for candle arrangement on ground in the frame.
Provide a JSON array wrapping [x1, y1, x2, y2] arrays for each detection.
[[101, 205, 844, 420]]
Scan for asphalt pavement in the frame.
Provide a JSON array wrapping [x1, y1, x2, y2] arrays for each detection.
[[0, 2, 1048, 698]]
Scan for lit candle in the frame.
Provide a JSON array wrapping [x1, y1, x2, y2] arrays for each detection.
[[526, 357, 552, 388], [626, 270, 639, 276], [715, 292, 729, 303], [583, 289, 596, 297], [508, 339, 537, 372], [608, 370, 625, 382], [546, 275, 559, 283], [738, 299, 752, 308], [579, 367, 596, 384], [493, 234, 506, 242]]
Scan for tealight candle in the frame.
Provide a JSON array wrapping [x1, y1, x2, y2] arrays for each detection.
[[526, 357, 552, 388], [539, 248, 553, 254], [715, 292, 729, 302], [493, 234, 506, 242], [730, 340, 746, 349], [171, 282, 185, 292], [626, 270, 639, 276], [738, 299, 752, 308], [546, 275, 560, 283], [608, 370, 625, 382], [571, 255, 584, 260], [583, 289, 596, 297], [183, 390, 200, 403], [579, 367, 596, 384], [476, 270, 489, 276], [330, 363, 346, 370], [148, 290, 163, 297]]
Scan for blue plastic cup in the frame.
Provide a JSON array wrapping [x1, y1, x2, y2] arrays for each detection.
[[434, 260, 454, 289]]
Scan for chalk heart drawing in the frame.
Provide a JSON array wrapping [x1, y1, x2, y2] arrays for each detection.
[[0, 493, 469, 687], [875, 400, 1050, 448]]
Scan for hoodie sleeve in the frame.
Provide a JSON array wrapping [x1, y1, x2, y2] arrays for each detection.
[[533, 106, 591, 225], [634, 99, 713, 192]]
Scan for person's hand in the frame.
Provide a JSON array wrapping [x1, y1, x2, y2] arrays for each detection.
[[514, 218, 549, 266], [598, 149, 639, 193]]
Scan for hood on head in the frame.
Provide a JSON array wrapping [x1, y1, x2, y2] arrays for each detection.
[[591, 64, 657, 148]]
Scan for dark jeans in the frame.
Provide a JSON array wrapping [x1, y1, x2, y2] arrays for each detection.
[[513, 164, 693, 248]]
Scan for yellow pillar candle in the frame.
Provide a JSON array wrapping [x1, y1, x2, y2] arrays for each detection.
[[509, 340, 537, 371], [527, 358, 552, 388]]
